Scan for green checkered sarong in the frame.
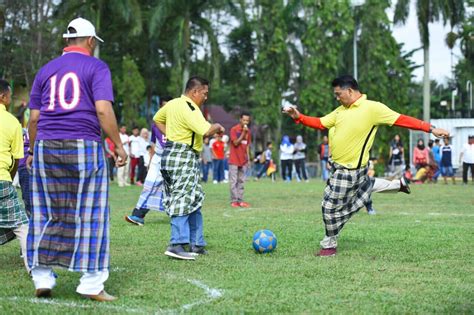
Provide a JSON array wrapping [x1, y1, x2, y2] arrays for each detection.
[[0, 180, 28, 245], [161, 141, 204, 217]]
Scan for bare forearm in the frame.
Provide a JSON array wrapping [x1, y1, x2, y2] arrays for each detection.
[[155, 122, 166, 135], [10, 160, 19, 180], [204, 123, 224, 137]]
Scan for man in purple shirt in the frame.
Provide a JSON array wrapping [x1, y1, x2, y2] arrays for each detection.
[[27, 18, 127, 302], [125, 96, 171, 226]]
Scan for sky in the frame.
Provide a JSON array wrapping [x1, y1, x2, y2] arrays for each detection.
[[388, 3, 462, 84]]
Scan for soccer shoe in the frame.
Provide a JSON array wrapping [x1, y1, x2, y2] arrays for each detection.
[[190, 245, 208, 255], [81, 290, 117, 302], [315, 248, 337, 257], [399, 177, 411, 194], [35, 288, 52, 298], [239, 202, 251, 208], [231, 202, 241, 208], [366, 205, 376, 215], [164, 245, 196, 260], [125, 215, 144, 226]]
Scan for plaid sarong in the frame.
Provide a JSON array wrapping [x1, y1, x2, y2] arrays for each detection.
[[27, 140, 110, 272], [161, 141, 204, 217], [322, 162, 372, 237], [0, 180, 28, 245], [135, 153, 164, 211]]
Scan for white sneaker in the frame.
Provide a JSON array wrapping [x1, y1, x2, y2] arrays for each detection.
[[213, 180, 218, 184]]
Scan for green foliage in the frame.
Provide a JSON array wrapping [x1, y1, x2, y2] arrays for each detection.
[[115, 56, 146, 128]]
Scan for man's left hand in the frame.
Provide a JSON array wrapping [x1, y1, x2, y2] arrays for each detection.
[[431, 128, 450, 138]]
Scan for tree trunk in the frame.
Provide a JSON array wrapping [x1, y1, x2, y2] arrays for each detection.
[[182, 15, 190, 92], [422, 44, 430, 123], [422, 44, 430, 143]]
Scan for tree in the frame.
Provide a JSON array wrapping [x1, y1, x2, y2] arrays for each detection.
[[394, 0, 466, 123], [116, 56, 146, 128]]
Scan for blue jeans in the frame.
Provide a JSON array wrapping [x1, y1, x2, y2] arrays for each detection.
[[170, 209, 206, 246], [320, 159, 329, 181], [202, 162, 211, 182], [213, 159, 224, 182]]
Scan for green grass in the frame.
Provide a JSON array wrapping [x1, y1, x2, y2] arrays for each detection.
[[1, 180, 473, 314]]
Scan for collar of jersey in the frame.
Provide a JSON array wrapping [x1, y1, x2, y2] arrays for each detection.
[[349, 94, 367, 108], [181, 95, 198, 108], [63, 46, 91, 56]]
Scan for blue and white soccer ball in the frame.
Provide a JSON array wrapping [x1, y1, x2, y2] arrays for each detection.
[[252, 229, 277, 253]]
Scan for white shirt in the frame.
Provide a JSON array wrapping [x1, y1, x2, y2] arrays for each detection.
[[280, 144, 294, 160], [138, 137, 150, 157], [129, 135, 141, 157], [461, 143, 474, 164], [120, 133, 130, 155]]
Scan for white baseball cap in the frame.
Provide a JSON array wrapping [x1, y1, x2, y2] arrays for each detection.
[[63, 17, 104, 42]]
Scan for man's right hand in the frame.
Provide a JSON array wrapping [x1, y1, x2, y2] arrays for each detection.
[[282, 106, 300, 120], [115, 146, 128, 167]]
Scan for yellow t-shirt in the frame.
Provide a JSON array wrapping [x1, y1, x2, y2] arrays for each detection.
[[0, 104, 24, 181], [153, 95, 211, 152], [320, 95, 400, 169]]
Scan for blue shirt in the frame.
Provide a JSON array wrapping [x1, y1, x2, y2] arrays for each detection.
[[432, 145, 441, 163]]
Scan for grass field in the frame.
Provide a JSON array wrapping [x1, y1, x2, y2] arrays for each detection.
[[1, 179, 473, 314]]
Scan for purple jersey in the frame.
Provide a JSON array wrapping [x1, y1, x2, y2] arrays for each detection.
[[151, 125, 166, 149], [29, 46, 114, 141]]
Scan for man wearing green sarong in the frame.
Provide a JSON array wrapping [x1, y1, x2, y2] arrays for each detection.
[[154, 76, 224, 260]]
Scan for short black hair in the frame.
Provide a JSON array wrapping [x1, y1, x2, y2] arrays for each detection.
[[160, 96, 172, 104], [240, 111, 251, 118], [0, 79, 10, 95], [146, 145, 152, 150], [331, 75, 359, 90], [65, 27, 88, 45], [185, 76, 209, 93], [266, 141, 272, 147], [132, 126, 139, 130]]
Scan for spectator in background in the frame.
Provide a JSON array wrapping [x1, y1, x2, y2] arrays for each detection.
[[104, 137, 115, 182], [118, 126, 131, 187], [136, 128, 150, 186], [229, 112, 251, 208], [459, 135, 474, 185], [18, 127, 31, 217], [427, 140, 438, 183], [211, 133, 225, 184], [256, 142, 273, 180], [440, 137, 455, 185], [222, 134, 230, 183], [201, 137, 212, 183], [280, 135, 294, 182], [388, 134, 404, 178], [413, 139, 429, 170], [431, 139, 442, 182], [129, 126, 141, 185], [318, 135, 330, 181], [293, 135, 308, 182]]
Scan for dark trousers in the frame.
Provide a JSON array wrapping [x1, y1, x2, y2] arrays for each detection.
[[18, 166, 31, 217], [213, 159, 224, 182], [137, 156, 147, 183], [463, 162, 474, 183], [132, 207, 150, 219], [294, 158, 308, 180], [107, 157, 115, 181], [281, 159, 293, 180], [257, 161, 270, 178], [202, 162, 211, 182]]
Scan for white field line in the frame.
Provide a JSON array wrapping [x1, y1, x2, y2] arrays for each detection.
[[1, 279, 223, 314], [396, 212, 474, 217]]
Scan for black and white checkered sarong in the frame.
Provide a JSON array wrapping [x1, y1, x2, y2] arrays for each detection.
[[322, 162, 372, 237]]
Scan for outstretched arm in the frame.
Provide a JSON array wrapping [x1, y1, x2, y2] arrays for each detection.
[[393, 115, 449, 138], [282, 107, 326, 130]]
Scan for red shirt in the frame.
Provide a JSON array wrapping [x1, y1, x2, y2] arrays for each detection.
[[212, 140, 225, 160], [105, 137, 115, 158], [229, 124, 251, 166]]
